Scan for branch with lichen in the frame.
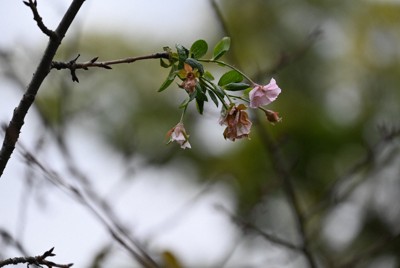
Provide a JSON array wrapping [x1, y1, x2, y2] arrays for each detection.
[[0, 247, 73, 268]]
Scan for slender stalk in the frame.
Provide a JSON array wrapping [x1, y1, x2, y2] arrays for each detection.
[[199, 59, 256, 85]]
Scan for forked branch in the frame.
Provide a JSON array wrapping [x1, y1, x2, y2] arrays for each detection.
[[0, 0, 85, 178], [0, 247, 73, 268], [23, 0, 56, 38]]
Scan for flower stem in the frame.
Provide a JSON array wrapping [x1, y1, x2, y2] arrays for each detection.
[[199, 59, 256, 85], [201, 78, 230, 109], [180, 105, 187, 122]]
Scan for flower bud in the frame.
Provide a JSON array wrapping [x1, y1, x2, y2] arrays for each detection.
[[264, 109, 281, 123]]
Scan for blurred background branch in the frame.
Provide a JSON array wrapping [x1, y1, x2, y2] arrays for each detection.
[[1, 0, 400, 267]]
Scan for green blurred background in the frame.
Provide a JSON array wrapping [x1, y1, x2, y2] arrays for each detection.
[[3, 0, 400, 267]]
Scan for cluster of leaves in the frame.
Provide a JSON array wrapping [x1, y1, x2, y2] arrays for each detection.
[[158, 37, 251, 114]]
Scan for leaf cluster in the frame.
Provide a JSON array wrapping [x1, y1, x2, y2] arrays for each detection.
[[158, 37, 251, 114]]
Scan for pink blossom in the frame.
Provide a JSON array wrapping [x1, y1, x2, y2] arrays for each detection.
[[167, 122, 191, 149], [219, 104, 252, 141], [249, 78, 281, 108]]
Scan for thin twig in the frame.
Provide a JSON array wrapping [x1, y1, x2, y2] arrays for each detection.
[[51, 52, 169, 82], [51, 133, 158, 267], [0, 229, 29, 256], [254, 114, 318, 268], [338, 232, 400, 268], [209, 0, 240, 66], [23, 0, 56, 38], [216, 205, 304, 253], [209, 0, 231, 40], [305, 125, 400, 221], [0, 0, 85, 178], [17, 143, 159, 268], [0, 247, 73, 268], [260, 28, 322, 80]]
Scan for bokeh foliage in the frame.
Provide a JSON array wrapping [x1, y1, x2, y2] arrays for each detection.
[[32, 0, 400, 266]]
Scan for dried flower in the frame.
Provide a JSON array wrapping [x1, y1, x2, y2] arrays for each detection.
[[166, 122, 191, 149], [264, 109, 282, 123], [178, 63, 198, 94], [249, 78, 281, 108], [219, 104, 252, 141]]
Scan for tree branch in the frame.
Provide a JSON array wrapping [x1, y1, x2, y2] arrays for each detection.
[[305, 125, 400, 221], [0, 0, 85, 178], [254, 114, 318, 268], [51, 52, 170, 82], [0, 247, 73, 268], [17, 142, 159, 268], [216, 205, 304, 252], [260, 28, 322, 80], [0, 229, 28, 256], [23, 0, 56, 38], [338, 232, 400, 268]]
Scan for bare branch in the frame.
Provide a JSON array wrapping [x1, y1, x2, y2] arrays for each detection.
[[0, 247, 73, 268], [209, 0, 240, 66], [216, 205, 304, 252], [260, 28, 322, 79], [51, 52, 170, 82], [17, 143, 159, 268], [254, 114, 318, 268], [0, 0, 85, 178], [209, 0, 232, 41], [23, 0, 56, 38], [0, 229, 28, 256], [338, 232, 400, 268], [305, 125, 400, 220]]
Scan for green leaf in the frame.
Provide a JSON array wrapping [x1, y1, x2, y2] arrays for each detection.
[[190, 39, 208, 59], [158, 76, 174, 92], [162, 251, 183, 268], [196, 98, 204, 114], [185, 58, 204, 76], [224, 82, 250, 91], [211, 84, 225, 98], [163, 46, 172, 53], [160, 58, 171, 68], [195, 84, 207, 114], [195, 84, 208, 101], [208, 89, 219, 107], [179, 97, 190, 109], [158, 67, 176, 92], [212, 37, 231, 60], [203, 71, 214, 81], [218, 70, 243, 86], [176, 44, 189, 68]]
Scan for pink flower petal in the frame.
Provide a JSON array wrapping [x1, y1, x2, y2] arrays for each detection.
[[249, 78, 281, 108]]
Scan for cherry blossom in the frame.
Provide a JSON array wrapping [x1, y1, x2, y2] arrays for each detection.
[[167, 122, 191, 149], [249, 78, 281, 108], [219, 104, 252, 141]]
